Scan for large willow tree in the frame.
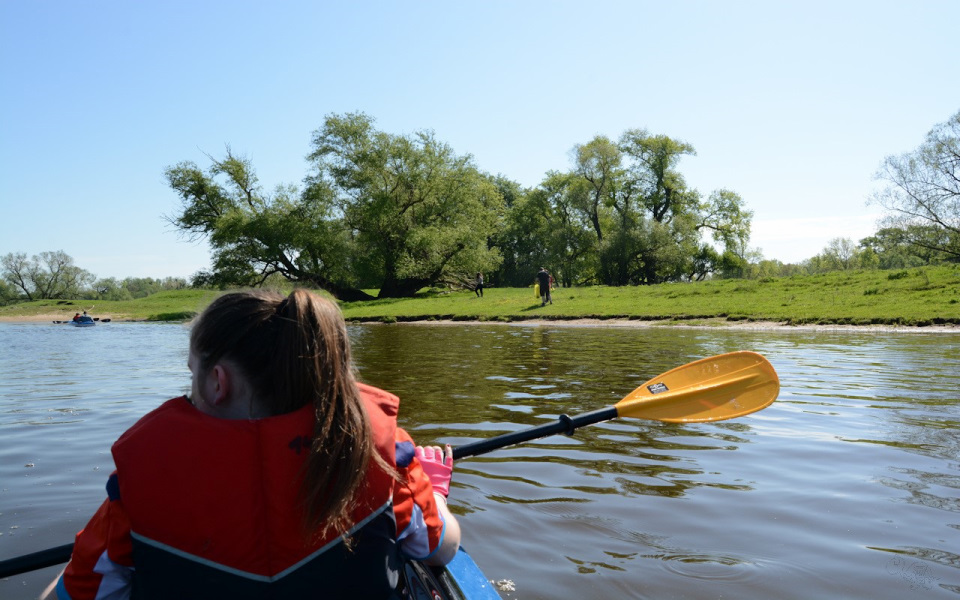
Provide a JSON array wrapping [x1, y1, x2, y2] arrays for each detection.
[[306, 113, 504, 297], [165, 149, 369, 299], [166, 113, 504, 299]]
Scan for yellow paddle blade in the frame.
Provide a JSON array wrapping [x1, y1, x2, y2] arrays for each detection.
[[615, 351, 779, 423]]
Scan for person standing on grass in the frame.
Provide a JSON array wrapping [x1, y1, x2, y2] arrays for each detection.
[[475, 272, 484, 297], [536, 267, 552, 306]]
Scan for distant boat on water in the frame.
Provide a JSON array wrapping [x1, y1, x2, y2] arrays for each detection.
[[52, 316, 111, 326]]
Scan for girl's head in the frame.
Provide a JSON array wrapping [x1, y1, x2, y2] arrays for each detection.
[[190, 288, 354, 417], [190, 289, 376, 537]]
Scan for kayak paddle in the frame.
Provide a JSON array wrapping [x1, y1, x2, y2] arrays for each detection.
[[0, 544, 73, 578], [0, 351, 778, 578], [454, 351, 778, 459]]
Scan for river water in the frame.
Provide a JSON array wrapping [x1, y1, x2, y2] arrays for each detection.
[[0, 321, 958, 599]]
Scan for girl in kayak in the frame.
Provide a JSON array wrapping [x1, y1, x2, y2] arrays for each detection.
[[43, 289, 460, 599]]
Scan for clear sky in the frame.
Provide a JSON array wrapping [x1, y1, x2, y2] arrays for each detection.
[[2, 1, 958, 280]]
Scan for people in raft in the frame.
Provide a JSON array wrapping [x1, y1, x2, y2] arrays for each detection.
[[42, 289, 461, 599], [71, 313, 80, 322]]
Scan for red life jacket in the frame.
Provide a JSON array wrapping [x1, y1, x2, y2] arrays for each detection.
[[111, 383, 402, 599]]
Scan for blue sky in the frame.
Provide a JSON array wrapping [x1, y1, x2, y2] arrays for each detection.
[[2, 1, 958, 280]]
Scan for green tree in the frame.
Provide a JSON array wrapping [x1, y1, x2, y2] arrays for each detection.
[[490, 181, 545, 287], [92, 277, 133, 301], [571, 136, 623, 244], [531, 172, 597, 287], [618, 129, 704, 284], [804, 237, 880, 273], [859, 227, 942, 268], [536, 129, 755, 286], [166, 149, 369, 299], [698, 189, 754, 276], [822, 237, 859, 270], [122, 277, 161, 298], [477, 174, 522, 288], [1, 252, 31, 299], [1, 251, 94, 300], [568, 135, 653, 285], [620, 129, 698, 223], [871, 109, 960, 261], [306, 113, 504, 297], [0, 277, 19, 305]]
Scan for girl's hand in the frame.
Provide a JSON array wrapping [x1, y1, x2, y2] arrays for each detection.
[[416, 444, 453, 497]]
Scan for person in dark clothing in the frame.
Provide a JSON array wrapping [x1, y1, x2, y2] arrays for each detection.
[[536, 268, 552, 306], [475, 273, 484, 297]]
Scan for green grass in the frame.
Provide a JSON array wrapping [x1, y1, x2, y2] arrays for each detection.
[[339, 266, 960, 327], [0, 289, 219, 322], [3, 266, 959, 327]]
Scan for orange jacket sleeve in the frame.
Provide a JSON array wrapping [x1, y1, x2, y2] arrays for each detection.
[[392, 428, 446, 559]]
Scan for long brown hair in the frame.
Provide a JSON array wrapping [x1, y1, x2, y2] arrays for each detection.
[[190, 288, 380, 538]]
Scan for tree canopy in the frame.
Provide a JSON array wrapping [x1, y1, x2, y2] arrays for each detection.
[[1, 251, 94, 300], [305, 113, 504, 297], [872, 109, 960, 262], [164, 114, 762, 295], [494, 129, 753, 287], [166, 147, 369, 299], [166, 114, 505, 299]]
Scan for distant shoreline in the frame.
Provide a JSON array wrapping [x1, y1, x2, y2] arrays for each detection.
[[0, 313, 138, 324], [4, 312, 959, 333], [349, 317, 960, 333], [3, 267, 957, 330], [0, 313, 113, 323]]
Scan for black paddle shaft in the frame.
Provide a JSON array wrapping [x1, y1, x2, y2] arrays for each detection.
[[452, 406, 619, 460], [0, 543, 73, 578]]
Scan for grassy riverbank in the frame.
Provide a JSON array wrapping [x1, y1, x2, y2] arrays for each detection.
[[2, 266, 959, 327], [340, 266, 960, 326], [0, 289, 220, 322]]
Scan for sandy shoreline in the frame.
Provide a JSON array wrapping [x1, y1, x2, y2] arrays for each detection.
[[3, 312, 958, 333], [361, 318, 960, 333]]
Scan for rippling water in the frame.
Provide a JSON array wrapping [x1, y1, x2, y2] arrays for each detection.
[[1, 322, 958, 598]]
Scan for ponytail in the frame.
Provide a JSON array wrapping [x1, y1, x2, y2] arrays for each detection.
[[191, 289, 388, 538]]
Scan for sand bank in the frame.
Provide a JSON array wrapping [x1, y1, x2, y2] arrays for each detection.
[[3, 313, 958, 333]]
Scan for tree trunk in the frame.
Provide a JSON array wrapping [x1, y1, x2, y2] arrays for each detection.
[[303, 274, 375, 301]]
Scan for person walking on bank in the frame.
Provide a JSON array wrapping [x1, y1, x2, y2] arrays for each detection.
[[536, 267, 552, 306], [475, 272, 484, 297]]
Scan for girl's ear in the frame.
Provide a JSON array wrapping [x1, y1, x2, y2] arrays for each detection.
[[209, 364, 232, 405]]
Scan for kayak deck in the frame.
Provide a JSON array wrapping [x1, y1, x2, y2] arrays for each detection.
[[403, 548, 501, 600]]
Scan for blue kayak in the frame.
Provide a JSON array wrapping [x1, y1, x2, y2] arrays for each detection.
[[403, 548, 501, 599], [0, 544, 502, 599], [53, 317, 99, 326]]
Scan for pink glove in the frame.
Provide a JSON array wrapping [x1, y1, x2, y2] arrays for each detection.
[[416, 444, 454, 497]]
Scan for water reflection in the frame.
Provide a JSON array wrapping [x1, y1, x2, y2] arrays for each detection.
[[1, 322, 959, 599], [350, 324, 960, 598]]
